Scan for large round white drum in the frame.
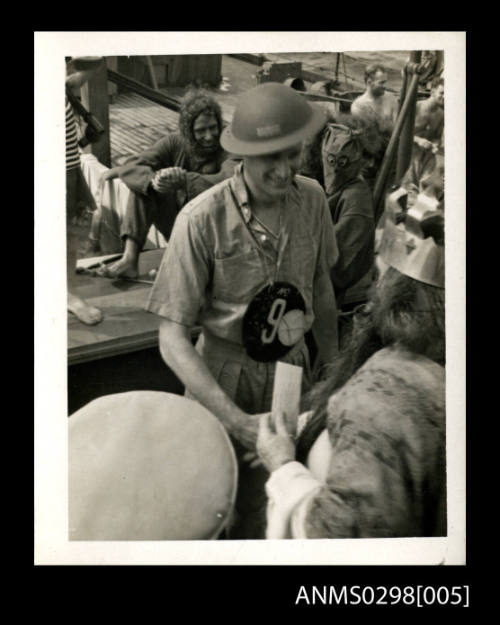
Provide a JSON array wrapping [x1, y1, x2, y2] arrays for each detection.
[[68, 391, 238, 541]]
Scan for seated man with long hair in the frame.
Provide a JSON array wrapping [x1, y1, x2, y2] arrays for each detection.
[[256, 190, 446, 539], [97, 88, 236, 278]]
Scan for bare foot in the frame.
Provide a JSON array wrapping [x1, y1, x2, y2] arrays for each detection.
[[98, 255, 139, 279], [68, 292, 103, 325]]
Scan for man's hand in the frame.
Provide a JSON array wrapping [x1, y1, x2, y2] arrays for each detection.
[[256, 411, 296, 473], [151, 167, 187, 193], [231, 413, 263, 451]]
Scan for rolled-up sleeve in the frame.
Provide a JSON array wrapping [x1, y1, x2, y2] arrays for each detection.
[[145, 211, 211, 326]]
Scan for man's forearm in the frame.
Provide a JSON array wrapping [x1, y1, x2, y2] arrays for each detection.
[[158, 322, 254, 446]]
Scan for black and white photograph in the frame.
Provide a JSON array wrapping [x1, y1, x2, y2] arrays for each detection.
[[34, 31, 466, 567]]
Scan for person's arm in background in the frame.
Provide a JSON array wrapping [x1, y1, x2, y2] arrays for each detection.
[[118, 134, 185, 196], [66, 69, 95, 94], [258, 379, 418, 539], [184, 157, 241, 201]]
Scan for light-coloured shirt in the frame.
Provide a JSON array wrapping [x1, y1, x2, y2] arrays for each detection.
[[146, 162, 339, 345]]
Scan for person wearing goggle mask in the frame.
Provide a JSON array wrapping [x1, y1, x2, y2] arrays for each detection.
[[321, 123, 375, 308]]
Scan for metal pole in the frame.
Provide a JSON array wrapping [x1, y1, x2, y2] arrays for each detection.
[[395, 50, 422, 182], [372, 67, 422, 222]]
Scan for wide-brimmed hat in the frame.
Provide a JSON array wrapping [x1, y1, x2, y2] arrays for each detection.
[[221, 82, 326, 156]]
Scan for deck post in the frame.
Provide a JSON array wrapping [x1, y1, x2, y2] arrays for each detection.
[[81, 59, 111, 168], [395, 50, 422, 182]]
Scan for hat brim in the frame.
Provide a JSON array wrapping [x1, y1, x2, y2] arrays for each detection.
[[220, 101, 326, 156]]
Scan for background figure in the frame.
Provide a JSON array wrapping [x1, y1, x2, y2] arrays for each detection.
[[319, 116, 384, 308], [350, 64, 399, 190], [401, 76, 444, 209], [66, 57, 103, 325], [414, 76, 444, 151], [350, 63, 399, 133], [300, 113, 383, 353], [100, 89, 230, 278], [257, 198, 446, 539]]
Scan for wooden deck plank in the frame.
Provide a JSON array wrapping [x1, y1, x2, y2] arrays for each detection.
[[109, 92, 182, 166], [110, 106, 173, 128], [69, 249, 166, 364]]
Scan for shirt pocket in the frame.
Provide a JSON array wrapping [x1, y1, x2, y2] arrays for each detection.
[[212, 248, 264, 303], [282, 233, 317, 293]]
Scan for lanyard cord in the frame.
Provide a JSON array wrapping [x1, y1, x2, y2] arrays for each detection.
[[229, 181, 290, 285], [247, 211, 289, 285]]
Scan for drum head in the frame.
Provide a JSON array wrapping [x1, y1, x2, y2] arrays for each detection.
[[69, 391, 238, 541]]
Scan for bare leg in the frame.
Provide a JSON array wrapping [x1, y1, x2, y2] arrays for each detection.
[[99, 236, 140, 278], [67, 229, 103, 325]]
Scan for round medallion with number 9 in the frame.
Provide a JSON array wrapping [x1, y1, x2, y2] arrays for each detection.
[[242, 282, 306, 362]]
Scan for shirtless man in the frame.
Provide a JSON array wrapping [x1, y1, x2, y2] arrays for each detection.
[[351, 64, 399, 133]]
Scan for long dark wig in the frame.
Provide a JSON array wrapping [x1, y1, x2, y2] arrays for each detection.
[[296, 265, 445, 463], [178, 88, 224, 160]]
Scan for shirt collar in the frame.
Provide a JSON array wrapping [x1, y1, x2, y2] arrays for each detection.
[[230, 161, 299, 225], [230, 162, 252, 223]]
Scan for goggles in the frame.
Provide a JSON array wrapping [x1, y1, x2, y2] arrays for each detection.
[[324, 152, 363, 169]]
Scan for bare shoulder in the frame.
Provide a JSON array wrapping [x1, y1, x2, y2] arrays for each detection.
[[351, 93, 369, 111], [385, 92, 399, 109]]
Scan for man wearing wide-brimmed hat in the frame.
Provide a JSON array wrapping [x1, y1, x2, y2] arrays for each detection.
[[146, 82, 340, 538]]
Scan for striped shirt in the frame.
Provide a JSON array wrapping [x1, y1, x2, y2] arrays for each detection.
[[66, 98, 80, 171]]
